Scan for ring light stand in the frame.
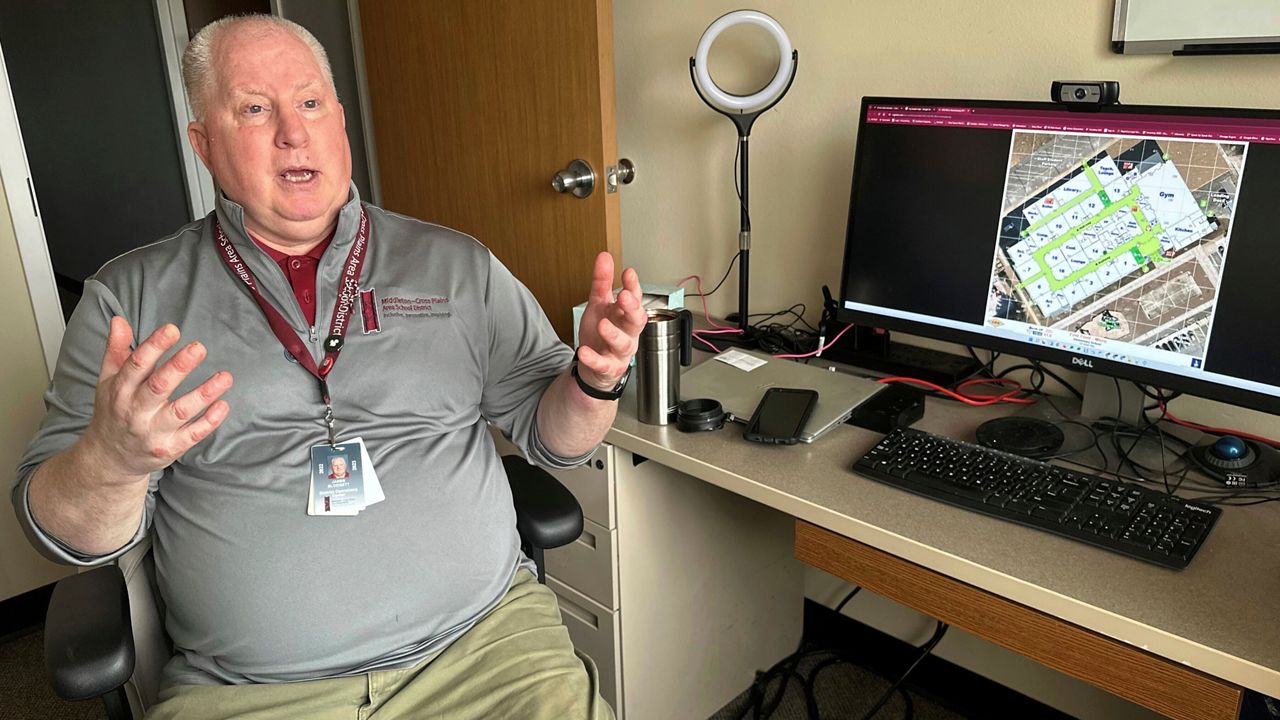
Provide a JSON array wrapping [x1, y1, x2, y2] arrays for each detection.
[[690, 10, 798, 349]]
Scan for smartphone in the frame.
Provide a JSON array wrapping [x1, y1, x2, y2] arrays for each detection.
[[743, 387, 819, 445]]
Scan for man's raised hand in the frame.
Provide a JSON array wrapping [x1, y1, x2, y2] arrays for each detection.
[[575, 252, 647, 391], [81, 317, 233, 481]]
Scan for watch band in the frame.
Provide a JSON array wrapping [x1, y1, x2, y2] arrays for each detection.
[[571, 352, 630, 401]]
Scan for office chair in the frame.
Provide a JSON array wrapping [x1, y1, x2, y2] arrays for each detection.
[[43, 455, 584, 720]]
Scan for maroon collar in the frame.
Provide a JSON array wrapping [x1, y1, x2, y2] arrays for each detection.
[[250, 229, 335, 264]]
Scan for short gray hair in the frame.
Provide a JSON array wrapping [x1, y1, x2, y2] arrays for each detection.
[[181, 14, 335, 121]]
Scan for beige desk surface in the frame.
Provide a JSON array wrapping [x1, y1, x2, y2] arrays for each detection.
[[604, 384, 1280, 697]]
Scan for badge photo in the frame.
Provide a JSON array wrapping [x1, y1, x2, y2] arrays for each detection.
[[309, 444, 366, 515]]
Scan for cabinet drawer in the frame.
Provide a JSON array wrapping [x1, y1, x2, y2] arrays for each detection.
[[552, 445, 615, 529], [546, 517, 617, 610], [548, 576, 622, 717]]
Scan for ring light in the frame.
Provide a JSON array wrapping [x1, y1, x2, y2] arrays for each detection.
[[692, 10, 795, 113], [689, 10, 798, 349]]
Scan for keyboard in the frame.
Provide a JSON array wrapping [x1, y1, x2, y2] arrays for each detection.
[[854, 428, 1220, 569]]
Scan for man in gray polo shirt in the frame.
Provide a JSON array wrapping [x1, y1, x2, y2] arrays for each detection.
[[14, 14, 640, 719]]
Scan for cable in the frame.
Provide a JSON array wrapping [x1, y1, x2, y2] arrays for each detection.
[[857, 622, 949, 720], [748, 304, 820, 334], [1029, 359, 1085, 400], [731, 586, 863, 720], [734, 139, 752, 230], [877, 376, 1034, 407], [963, 346, 1001, 382], [833, 586, 861, 614], [677, 251, 741, 300], [1157, 399, 1280, 448], [679, 253, 750, 354], [804, 655, 914, 720], [774, 323, 854, 359]]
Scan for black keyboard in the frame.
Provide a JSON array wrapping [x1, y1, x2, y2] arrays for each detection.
[[854, 428, 1220, 569]]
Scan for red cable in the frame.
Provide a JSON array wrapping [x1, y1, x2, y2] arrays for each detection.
[[1158, 400, 1280, 447], [878, 376, 1034, 406], [676, 274, 739, 332]]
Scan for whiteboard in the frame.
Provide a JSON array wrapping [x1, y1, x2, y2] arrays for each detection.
[[1113, 0, 1280, 54]]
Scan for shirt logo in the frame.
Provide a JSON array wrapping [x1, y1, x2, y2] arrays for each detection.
[[380, 295, 451, 318], [359, 288, 381, 334]]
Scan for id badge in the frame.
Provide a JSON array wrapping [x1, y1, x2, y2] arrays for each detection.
[[307, 438, 384, 516]]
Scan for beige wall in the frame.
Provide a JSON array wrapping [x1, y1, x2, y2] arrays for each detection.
[[0, 174, 72, 600], [615, 0, 1280, 433]]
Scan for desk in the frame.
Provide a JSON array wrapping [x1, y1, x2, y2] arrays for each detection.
[[586, 387, 1280, 719]]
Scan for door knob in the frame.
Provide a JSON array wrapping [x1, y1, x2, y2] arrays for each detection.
[[552, 159, 595, 198]]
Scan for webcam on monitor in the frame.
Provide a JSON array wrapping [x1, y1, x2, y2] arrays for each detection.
[[1050, 80, 1121, 109]]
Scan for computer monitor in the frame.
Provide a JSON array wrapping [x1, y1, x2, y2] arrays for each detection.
[[838, 97, 1280, 417]]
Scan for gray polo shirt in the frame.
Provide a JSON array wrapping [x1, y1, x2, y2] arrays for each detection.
[[14, 189, 586, 685]]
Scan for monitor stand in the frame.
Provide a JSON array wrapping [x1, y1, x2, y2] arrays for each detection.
[[1080, 373, 1147, 427]]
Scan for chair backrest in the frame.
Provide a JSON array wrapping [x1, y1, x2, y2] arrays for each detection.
[[115, 538, 168, 716]]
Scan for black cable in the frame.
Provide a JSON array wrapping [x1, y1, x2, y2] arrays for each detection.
[[834, 586, 861, 614], [1037, 390, 1077, 422], [732, 586, 863, 720], [1149, 402, 1173, 495], [749, 304, 813, 330], [857, 622, 949, 720], [734, 138, 752, 230], [963, 346, 1001, 382], [989, 359, 1084, 402], [1135, 382, 1182, 404], [1043, 418, 1107, 467], [734, 640, 828, 720], [690, 251, 741, 298], [1099, 383, 1193, 493], [1029, 358, 1085, 400], [805, 655, 912, 720], [747, 303, 821, 355]]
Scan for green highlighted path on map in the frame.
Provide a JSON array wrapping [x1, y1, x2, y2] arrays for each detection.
[[1016, 162, 1167, 293], [1021, 161, 1104, 238]]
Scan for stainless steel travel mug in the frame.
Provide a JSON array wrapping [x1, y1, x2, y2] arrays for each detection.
[[635, 309, 693, 425]]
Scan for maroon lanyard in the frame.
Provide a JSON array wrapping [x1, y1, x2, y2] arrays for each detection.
[[213, 209, 370, 444]]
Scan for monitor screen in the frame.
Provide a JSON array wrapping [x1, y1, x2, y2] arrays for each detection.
[[838, 97, 1280, 415]]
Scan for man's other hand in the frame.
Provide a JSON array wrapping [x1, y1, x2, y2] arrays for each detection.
[[575, 253, 646, 392], [81, 317, 234, 480]]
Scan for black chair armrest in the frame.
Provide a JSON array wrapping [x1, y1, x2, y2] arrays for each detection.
[[502, 455, 584, 552], [44, 565, 135, 702]]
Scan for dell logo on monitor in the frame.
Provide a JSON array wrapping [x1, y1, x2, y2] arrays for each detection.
[[1072, 356, 1094, 368]]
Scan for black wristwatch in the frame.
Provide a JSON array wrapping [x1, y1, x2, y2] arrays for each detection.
[[571, 351, 631, 401]]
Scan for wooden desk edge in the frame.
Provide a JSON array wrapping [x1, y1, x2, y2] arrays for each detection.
[[795, 519, 1243, 720]]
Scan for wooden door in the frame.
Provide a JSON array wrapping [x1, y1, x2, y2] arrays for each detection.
[[358, 0, 621, 342]]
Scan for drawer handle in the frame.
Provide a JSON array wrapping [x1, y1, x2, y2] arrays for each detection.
[[556, 591, 600, 630], [577, 529, 597, 550]]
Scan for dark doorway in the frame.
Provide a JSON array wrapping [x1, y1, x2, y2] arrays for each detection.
[[0, 1, 193, 319]]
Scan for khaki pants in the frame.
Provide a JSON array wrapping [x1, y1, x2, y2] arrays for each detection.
[[145, 570, 614, 720]]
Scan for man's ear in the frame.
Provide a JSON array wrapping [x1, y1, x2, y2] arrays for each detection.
[[339, 101, 346, 131], [188, 121, 212, 170]]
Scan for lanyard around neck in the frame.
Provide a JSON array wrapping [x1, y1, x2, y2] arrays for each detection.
[[212, 209, 370, 442]]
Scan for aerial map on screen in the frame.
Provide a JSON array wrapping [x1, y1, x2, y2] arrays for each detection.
[[986, 132, 1246, 362]]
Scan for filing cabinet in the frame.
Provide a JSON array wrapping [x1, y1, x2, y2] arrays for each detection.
[[491, 426, 801, 719], [546, 444, 803, 720], [544, 445, 624, 712]]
